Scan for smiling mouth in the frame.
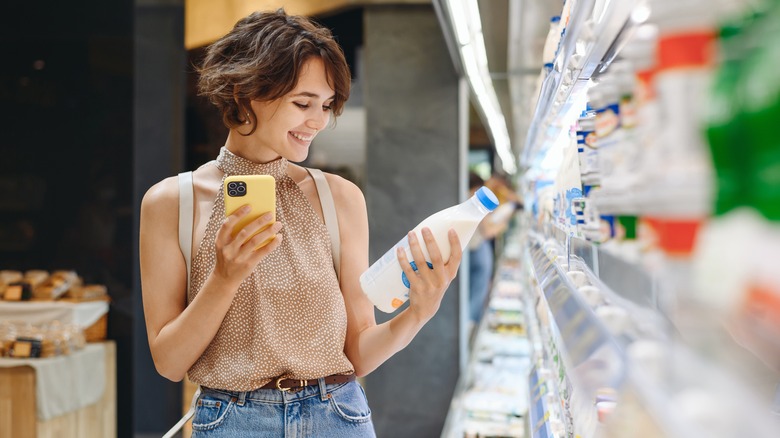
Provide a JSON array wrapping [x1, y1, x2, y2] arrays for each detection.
[[290, 132, 314, 142]]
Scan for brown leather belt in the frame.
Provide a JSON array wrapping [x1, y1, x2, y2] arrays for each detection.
[[260, 373, 356, 392]]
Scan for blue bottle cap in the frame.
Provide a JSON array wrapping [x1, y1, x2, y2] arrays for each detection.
[[476, 187, 499, 211]]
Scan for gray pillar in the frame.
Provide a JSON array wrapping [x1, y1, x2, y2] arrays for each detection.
[[133, 0, 186, 435], [364, 6, 464, 437]]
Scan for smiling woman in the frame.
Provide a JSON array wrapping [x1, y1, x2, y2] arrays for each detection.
[[139, 7, 463, 438]]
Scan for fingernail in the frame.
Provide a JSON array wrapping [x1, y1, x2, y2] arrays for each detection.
[[242, 204, 252, 213], [263, 212, 273, 221], [408, 231, 416, 240]]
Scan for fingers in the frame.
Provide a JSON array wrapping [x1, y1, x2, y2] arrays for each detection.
[[398, 228, 463, 292], [234, 212, 275, 247], [243, 221, 283, 252], [216, 204, 252, 247], [446, 229, 462, 273], [397, 245, 415, 285], [421, 228, 443, 268], [247, 230, 283, 260], [407, 231, 429, 274]]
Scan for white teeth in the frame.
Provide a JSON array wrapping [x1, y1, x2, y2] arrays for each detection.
[[291, 132, 313, 141]]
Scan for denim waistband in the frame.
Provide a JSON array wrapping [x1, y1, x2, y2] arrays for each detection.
[[202, 378, 352, 405]]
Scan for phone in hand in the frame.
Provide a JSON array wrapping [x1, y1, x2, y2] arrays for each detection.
[[223, 175, 276, 248]]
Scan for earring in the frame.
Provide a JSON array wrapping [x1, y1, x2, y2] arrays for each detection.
[[244, 112, 251, 125]]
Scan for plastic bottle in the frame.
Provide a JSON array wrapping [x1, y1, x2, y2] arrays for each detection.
[[360, 187, 499, 313], [543, 16, 563, 65], [577, 107, 599, 186], [704, 22, 745, 216], [740, 5, 780, 221]]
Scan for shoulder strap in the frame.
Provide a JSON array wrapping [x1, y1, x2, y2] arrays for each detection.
[[177, 171, 194, 294], [169, 171, 199, 438], [308, 168, 341, 279]]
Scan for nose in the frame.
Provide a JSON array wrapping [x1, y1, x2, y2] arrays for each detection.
[[307, 109, 329, 131]]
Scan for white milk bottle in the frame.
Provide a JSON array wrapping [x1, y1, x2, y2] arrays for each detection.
[[360, 187, 499, 313]]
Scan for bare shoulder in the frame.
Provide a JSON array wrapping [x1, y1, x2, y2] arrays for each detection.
[[323, 172, 365, 210], [141, 176, 179, 216]]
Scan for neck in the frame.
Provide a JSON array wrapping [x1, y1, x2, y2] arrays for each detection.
[[224, 129, 281, 164]]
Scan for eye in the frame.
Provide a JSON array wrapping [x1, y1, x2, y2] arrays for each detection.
[[294, 102, 309, 109], [322, 104, 333, 111]]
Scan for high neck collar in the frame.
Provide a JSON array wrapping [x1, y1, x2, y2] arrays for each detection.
[[215, 147, 288, 179]]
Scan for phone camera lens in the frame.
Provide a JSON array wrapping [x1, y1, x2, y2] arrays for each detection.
[[227, 181, 246, 197]]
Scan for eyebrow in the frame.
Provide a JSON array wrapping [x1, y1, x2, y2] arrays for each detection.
[[291, 92, 335, 100]]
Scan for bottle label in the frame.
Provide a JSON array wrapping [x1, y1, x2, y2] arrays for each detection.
[[363, 235, 409, 284], [595, 105, 620, 138], [577, 127, 599, 179]]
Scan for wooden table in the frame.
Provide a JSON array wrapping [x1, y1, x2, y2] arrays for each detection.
[[0, 341, 116, 438]]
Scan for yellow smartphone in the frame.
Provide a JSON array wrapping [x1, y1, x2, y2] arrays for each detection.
[[224, 175, 276, 247]]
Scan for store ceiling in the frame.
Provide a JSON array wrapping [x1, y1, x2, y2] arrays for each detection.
[[185, 0, 428, 49], [478, 0, 561, 163]]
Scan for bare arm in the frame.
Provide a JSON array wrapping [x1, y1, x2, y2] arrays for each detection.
[[331, 176, 462, 376], [140, 177, 283, 381]]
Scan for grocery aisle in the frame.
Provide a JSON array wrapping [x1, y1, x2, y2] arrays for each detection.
[[443, 0, 780, 436]]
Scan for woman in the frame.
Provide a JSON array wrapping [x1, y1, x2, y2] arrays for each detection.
[[139, 9, 462, 437], [467, 172, 510, 328]]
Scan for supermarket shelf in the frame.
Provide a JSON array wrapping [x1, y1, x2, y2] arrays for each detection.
[[521, 0, 641, 167], [526, 232, 780, 438], [569, 236, 656, 310], [621, 342, 780, 438], [529, 237, 625, 381], [596, 247, 655, 309], [528, 236, 627, 436]]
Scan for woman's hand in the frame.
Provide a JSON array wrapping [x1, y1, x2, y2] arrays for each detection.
[[213, 205, 283, 283], [397, 227, 462, 323]]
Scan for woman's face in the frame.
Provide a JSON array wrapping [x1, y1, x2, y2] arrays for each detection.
[[247, 57, 334, 163]]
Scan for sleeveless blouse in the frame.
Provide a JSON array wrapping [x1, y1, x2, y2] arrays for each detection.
[[186, 147, 354, 391]]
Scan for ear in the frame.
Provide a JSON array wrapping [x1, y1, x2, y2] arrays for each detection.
[[232, 87, 253, 125], [238, 98, 254, 125]]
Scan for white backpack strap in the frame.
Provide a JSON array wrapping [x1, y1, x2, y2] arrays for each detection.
[[308, 168, 341, 279], [163, 386, 201, 438], [170, 171, 200, 438], [178, 171, 194, 292]]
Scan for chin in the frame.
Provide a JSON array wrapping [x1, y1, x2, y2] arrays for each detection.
[[286, 151, 309, 164], [285, 145, 310, 163]]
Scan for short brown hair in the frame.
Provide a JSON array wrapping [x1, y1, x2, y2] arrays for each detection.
[[197, 9, 351, 133]]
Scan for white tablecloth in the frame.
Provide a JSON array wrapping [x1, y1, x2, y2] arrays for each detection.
[[0, 343, 106, 420], [0, 300, 108, 328]]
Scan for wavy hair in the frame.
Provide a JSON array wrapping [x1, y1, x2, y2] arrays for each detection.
[[197, 9, 351, 134]]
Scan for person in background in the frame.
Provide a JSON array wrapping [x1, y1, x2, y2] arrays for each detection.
[[139, 9, 463, 437], [468, 172, 513, 331], [486, 172, 522, 207]]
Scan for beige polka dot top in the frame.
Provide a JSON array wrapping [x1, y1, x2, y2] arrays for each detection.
[[186, 147, 354, 391]]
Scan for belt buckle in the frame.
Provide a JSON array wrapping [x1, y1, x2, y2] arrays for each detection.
[[275, 377, 290, 392], [276, 377, 308, 392]]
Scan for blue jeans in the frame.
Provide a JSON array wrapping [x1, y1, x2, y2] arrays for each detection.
[[469, 240, 494, 323], [191, 379, 375, 437]]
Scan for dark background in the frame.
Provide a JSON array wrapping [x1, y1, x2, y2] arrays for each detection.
[[0, 2, 363, 436]]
